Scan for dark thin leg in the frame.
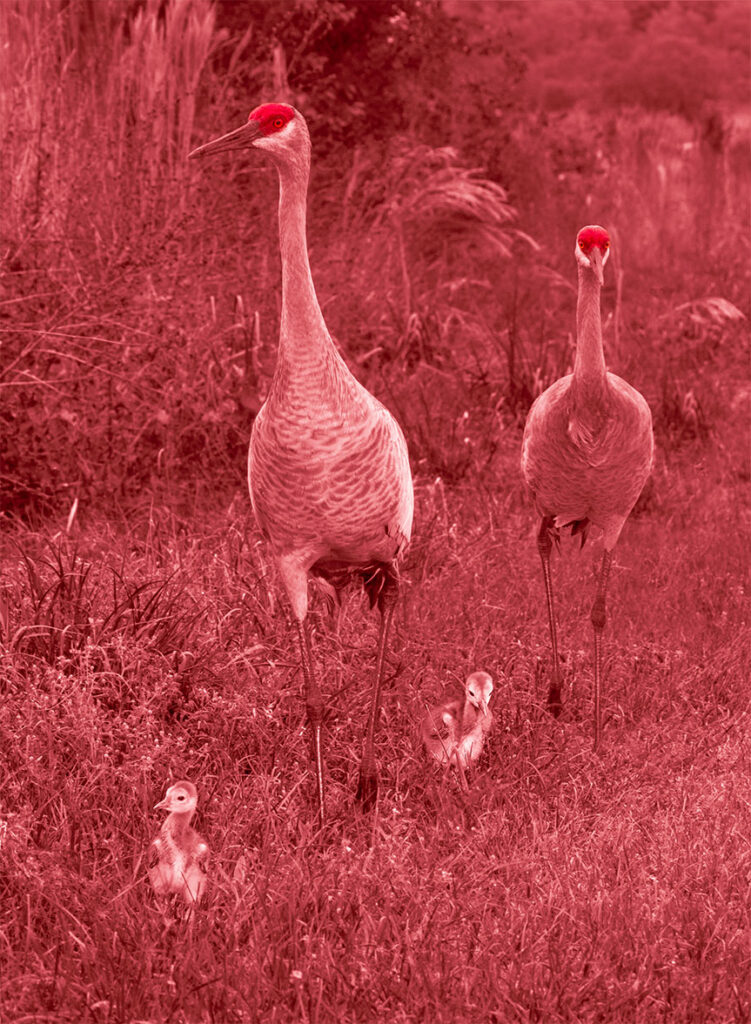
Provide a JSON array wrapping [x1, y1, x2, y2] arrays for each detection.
[[537, 516, 562, 716], [356, 577, 398, 811], [296, 618, 326, 824], [331, 599, 346, 697], [590, 549, 613, 752]]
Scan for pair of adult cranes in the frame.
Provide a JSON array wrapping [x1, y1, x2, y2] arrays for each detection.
[[189, 104, 654, 825]]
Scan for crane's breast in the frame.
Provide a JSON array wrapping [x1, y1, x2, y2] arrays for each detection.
[[249, 392, 413, 566], [521, 373, 654, 523]]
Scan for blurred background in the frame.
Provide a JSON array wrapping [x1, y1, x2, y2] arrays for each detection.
[[0, 0, 748, 519]]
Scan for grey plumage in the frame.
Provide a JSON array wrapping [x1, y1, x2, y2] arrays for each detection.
[[191, 104, 413, 821], [521, 225, 654, 747]]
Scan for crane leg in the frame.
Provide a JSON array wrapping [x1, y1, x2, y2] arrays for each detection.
[[296, 618, 326, 824], [590, 549, 613, 751], [356, 573, 398, 811], [537, 516, 563, 716]]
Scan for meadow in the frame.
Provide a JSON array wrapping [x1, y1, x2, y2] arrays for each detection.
[[1, 2, 750, 1021]]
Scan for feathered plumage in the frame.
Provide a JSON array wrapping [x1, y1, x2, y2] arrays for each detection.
[[191, 104, 413, 820], [521, 225, 654, 747], [148, 780, 208, 906], [422, 671, 494, 788]]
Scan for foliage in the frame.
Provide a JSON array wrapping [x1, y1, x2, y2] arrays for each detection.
[[0, 0, 242, 517], [479, 0, 750, 118], [213, 0, 459, 144]]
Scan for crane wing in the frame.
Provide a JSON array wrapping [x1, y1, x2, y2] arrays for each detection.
[[147, 837, 161, 873]]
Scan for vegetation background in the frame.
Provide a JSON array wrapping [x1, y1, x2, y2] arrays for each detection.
[[1, 1, 749, 1021]]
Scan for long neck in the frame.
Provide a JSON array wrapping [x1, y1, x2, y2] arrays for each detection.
[[167, 810, 193, 840], [573, 264, 607, 384], [275, 152, 336, 370], [461, 696, 477, 733]]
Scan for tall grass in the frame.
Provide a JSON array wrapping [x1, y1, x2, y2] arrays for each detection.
[[0, 0, 227, 518], [1, 461, 749, 1021], [0, 0, 216, 244]]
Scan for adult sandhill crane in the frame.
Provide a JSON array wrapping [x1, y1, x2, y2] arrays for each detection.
[[521, 225, 654, 749], [148, 780, 209, 907], [190, 104, 413, 823], [422, 671, 494, 788]]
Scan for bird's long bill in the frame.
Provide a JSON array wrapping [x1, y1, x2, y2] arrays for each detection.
[[189, 120, 261, 159], [589, 246, 604, 286], [479, 700, 489, 717], [154, 797, 168, 810]]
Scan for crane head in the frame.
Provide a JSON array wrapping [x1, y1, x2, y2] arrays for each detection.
[[154, 780, 199, 815], [189, 103, 305, 160], [465, 671, 493, 717], [575, 225, 610, 285]]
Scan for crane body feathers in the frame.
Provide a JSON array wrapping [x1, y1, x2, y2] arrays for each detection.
[[148, 827, 208, 905], [422, 672, 494, 777], [191, 104, 412, 818], [521, 225, 654, 747], [248, 113, 413, 623], [148, 782, 208, 906], [522, 370, 653, 547]]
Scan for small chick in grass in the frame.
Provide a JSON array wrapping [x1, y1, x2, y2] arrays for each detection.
[[422, 671, 494, 789], [148, 780, 208, 908]]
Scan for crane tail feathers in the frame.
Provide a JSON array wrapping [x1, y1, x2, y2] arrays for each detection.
[[363, 562, 400, 612], [569, 518, 590, 548], [551, 516, 591, 548], [311, 560, 400, 612]]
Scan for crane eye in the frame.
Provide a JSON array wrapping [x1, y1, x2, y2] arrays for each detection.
[[272, 117, 284, 130], [603, 241, 610, 249], [579, 241, 586, 250]]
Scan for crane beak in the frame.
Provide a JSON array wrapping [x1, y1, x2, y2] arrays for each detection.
[[189, 120, 261, 159], [589, 246, 605, 286], [154, 796, 169, 810]]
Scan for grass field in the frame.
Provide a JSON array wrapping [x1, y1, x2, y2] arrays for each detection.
[[2, 415, 749, 1021], [1, 2, 750, 1021]]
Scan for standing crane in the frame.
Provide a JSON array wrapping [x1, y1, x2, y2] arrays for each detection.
[[190, 104, 413, 823], [521, 225, 653, 749]]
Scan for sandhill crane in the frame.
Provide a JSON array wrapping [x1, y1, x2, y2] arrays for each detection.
[[521, 225, 654, 749], [422, 671, 494, 788], [190, 104, 413, 822], [148, 780, 209, 906]]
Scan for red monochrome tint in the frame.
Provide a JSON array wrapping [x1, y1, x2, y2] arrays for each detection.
[[248, 103, 296, 135], [577, 225, 610, 251]]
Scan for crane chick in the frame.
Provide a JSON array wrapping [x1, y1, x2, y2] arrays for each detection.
[[422, 671, 494, 789], [148, 780, 209, 907]]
